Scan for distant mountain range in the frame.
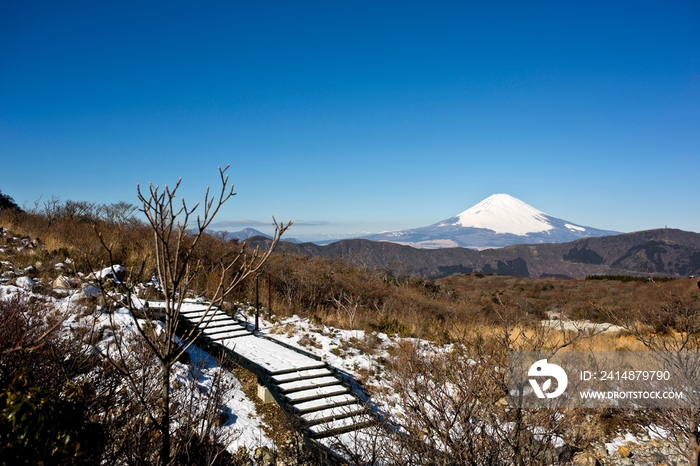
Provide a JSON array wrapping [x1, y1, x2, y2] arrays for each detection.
[[226, 228, 269, 240], [224, 228, 302, 243], [246, 228, 700, 279], [365, 194, 621, 249], [238, 194, 700, 279]]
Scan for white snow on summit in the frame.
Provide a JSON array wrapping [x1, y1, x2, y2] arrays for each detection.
[[449, 193, 554, 236]]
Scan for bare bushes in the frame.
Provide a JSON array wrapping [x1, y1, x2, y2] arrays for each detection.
[[0, 169, 287, 465], [0, 199, 152, 274], [0, 295, 247, 466], [381, 339, 505, 465], [261, 254, 457, 339], [187, 232, 248, 300], [0, 295, 81, 389], [378, 330, 604, 466], [91, 318, 238, 466], [261, 255, 700, 344], [611, 284, 700, 463], [0, 295, 105, 464], [93, 167, 290, 466]]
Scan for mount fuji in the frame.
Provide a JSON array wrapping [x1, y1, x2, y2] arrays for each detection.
[[365, 194, 621, 249]]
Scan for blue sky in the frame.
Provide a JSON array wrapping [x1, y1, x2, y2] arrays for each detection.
[[1, 1, 699, 240]]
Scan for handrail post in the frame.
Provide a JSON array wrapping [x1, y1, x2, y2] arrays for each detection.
[[267, 273, 272, 319], [255, 273, 260, 332]]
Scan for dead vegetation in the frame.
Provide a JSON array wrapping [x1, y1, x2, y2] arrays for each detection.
[[237, 252, 700, 346]]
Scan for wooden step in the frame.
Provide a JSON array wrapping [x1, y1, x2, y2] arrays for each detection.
[[286, 385, 350, 404], [179, 308, 226, 316], [272, 368, 334, 384], [292, 394, 358, 415], [209, 331, 253, 342], [178, 310, 213, 316], [182, 313, 232, 323], [205, 330, 251, 341], [201, 326, 250, 336], [301, 403, 367, 427], [198, 320, 244, 330], [269, 363, 328, 376], [277, 376, 340, 394], [308, 415, 376, 439]]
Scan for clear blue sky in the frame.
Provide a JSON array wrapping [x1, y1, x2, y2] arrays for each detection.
[[1, 1, 699, 240]]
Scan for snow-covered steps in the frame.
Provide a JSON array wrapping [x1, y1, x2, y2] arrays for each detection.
[[204, 328, 252, 341], [285, 384, 374, 441], [188, 314, 236, 325], [279, 379, 376, 446], [179, 309, 232, 321], [269, 363, 329, 375], [286, 384, 350, 404], [199, 320, 246, 330], [272, 367, 334, 384], [301, 403, 368, 427], [178, 311, 253, 342], [277, 376, 341, 394], [148, 300, 382, 464], [199, 323, 249, 335], [179, 312, 235, 325], [293, 393, 359, 415]]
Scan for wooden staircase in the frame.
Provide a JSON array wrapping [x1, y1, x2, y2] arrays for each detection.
[[155, 302, 382, 464]]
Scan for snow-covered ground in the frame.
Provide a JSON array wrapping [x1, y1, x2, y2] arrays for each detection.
[[234, 306, 452, 416], [541, 318, 625, 333], [0, 283, 274, 456], [239, 309, 393, 384]]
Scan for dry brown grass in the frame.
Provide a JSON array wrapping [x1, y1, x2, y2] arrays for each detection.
[[255, 252, 700, 348], [568, 331, 647, 351], [0, 205, 251, 300]]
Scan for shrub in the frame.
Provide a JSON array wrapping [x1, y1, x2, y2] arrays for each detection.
[[0, 375, 102, 465]]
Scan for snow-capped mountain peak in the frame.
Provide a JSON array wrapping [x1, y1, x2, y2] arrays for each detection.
[[447, 193, 553, 235], [364, 193, 621, 249]]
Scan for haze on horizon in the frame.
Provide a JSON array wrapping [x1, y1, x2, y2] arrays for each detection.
[[1, 1, 698, 240]]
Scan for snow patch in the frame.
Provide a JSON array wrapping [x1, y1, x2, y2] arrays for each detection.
[[565, 223, 585, 232], [16, 276, 36, 289], [388, 239, 460, 249], [81, 283, 101, 298], [93, 265, 126, 280]]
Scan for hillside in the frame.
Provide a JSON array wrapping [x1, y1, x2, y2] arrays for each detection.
[[248, 228, 700, 279]]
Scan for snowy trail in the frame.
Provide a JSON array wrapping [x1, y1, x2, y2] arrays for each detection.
[[149, 301, 381, 464]]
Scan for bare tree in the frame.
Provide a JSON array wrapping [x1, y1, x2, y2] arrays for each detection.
[[96, 166, 291, 466], [329, 291, 361, 327], [101, 201, 140, 227]]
